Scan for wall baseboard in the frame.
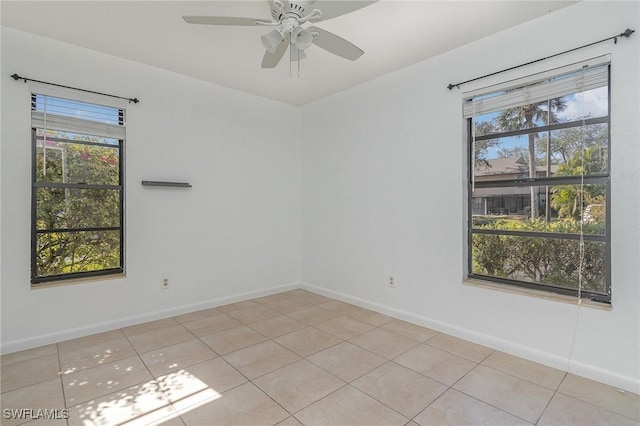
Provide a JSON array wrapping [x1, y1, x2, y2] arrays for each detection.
[[1, 281, 301, 355], [300, 282, 640, 394]]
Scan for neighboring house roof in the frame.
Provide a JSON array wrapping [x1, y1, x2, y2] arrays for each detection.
[[475, 156, 558, 177]]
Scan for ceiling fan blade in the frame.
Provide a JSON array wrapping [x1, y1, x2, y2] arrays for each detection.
[[182, 16, 271, 26], [314, 1, 377, 22], [261, 39, 289, 68], [307, 26, 364, 61]]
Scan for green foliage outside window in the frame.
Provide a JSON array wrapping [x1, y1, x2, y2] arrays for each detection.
[[472, 219, 606, 294], [34, 131, 121, 279]]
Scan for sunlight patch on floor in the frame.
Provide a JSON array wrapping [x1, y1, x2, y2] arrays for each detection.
[[73, 369, 221, 426]]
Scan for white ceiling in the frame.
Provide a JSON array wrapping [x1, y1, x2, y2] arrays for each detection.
[[1, 1, 576, 106]]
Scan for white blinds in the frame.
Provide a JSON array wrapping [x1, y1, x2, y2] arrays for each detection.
[[31, 111, 125, 140], [463, 55, 610, 118], [29, 82, 126, 140]]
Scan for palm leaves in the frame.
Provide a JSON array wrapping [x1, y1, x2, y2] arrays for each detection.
[[550, 145, 606, 220], [496, 98, 567, 218]]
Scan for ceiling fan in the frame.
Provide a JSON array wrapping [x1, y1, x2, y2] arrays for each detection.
[[182, 1, 376, 70]]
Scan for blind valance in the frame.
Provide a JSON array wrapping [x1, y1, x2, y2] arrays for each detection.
[[463, 55, 610, 118]]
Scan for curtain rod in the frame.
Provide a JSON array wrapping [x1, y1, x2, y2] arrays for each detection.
[[447, 28, 635, 91], [11, 73, 139, 104]]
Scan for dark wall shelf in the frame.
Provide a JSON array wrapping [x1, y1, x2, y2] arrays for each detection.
[[141, 180, 192, 188]]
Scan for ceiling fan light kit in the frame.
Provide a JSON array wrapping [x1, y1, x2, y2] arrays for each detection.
[[261, 29, 285, 54], [292, 27, 314, 51], [183, 0, 375, 74]]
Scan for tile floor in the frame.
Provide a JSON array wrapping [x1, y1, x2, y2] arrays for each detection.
[[1, 289, 638, 426]]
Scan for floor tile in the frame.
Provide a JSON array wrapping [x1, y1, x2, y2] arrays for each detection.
[[121, 318, 179, 337], [262, 296, 314, 313], [127, 325, 195, 353], [348, 308, 395, 326], [287, 306, 337, 325], [58, 336, 136, 374], [140, 339, 217, 377], [62, 356, 153, 406], [295, 385, 408, 426], [291, 292, 333, 305], [173, 307, 220, 324], [58, 330, 126, 353], [538, 392, 639, 426], [216, 300, 259, 314], [482, 351, 566, 390], [157, 357, 247, 404], [317, 300, 360, 315], [9, 418, 69, 426], [414, 388, 531, 426], [1, 344, 57, 367], [225, 305, 280, 323], [178, 382, 289, 426], [453, 365, 554, 423], [254, 359, 345, 413], [223, 340, 300, 379], [200, 325, 268, 355], [0, 353, 61, 392], [558, 373, 640, 420], [315, 316, 374, 340], [349, 328, 419, 359], [394, 344, 476, 386], [352, 361, 447, 418], [252, 293, 294, 305], [308, 342, 386, 382], [247, 315, 307, 339], [426, 333, 493, 362], [67, 381, 178, 426], [0, 378, 65, 426], [181, 314, 242, 338], [381, 320, 439, 342], [274, 327, 342, 357], [277, 416, 304, 426]]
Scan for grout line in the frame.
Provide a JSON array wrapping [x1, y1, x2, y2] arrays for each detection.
[[447, 386, 535, 425], [408, 386, 451, 425], [54, 342, 70, 415], [478, 358, 567, 392]]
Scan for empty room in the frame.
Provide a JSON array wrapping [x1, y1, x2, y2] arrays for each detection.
[[1, 1, 639, 425]]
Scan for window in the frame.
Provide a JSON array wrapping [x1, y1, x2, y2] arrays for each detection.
[[31, 92, 125, 284], [465, 57, 610, 303]]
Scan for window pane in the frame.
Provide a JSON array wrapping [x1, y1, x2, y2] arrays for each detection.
[[472, 184, 606, 234], [471, 234, 607, 295], [36, 138, 119, 185], [474, 135, 545, 180], [36, 230, 121, 278], [548, 125, 608, 175], [555, 86, 608, 122], [36, 188, 120, 230]]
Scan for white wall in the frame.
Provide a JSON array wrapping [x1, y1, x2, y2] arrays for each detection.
[[0, 28, 301, 353], [301, 1, 640, 393]]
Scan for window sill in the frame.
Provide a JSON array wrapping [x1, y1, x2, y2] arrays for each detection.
[[462, 278, 612, 311], [31, 273, 126, 290]]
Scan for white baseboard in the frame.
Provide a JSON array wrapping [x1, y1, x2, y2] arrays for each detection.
[[300, 282, 640, 394], [1, 281, 301, 355]]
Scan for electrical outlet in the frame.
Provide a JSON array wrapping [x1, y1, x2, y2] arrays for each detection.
[[388, 276, 396, 288], [161, 278, 170, 290]]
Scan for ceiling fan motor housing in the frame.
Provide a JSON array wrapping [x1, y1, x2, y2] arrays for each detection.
[[271, 0, 316, 21]]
